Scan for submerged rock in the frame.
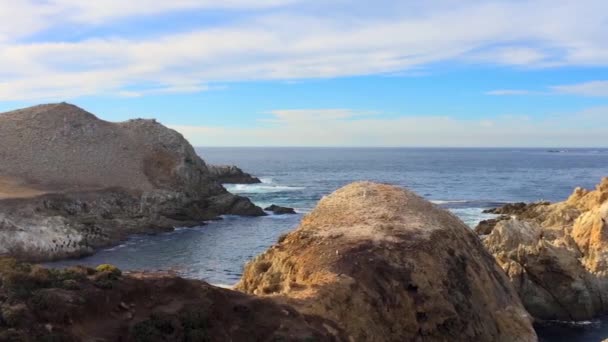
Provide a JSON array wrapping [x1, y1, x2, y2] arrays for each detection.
[[264, 204, 296, 215], [207, 165, 261, 184], [0, 103, 264, 261], [238, 182, 536, 341], [482, 178, 608, 321], [0, 258, 343, 341]]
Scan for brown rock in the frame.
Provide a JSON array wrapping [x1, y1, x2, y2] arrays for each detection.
[[483, 177, 608, 321], [237, 182, 537, 341]]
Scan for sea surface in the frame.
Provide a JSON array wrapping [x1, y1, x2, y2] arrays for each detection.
[[47, 147, 608, 341]]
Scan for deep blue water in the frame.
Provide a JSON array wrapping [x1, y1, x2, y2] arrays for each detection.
[[47, 148, 608, 341]]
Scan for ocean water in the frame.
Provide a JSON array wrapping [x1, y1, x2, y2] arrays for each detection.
[[47, 148, 608, 340]]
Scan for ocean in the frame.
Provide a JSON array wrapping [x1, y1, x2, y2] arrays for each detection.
[[47, 147, 608, 341]]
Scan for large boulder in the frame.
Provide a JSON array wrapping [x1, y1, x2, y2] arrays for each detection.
[[0, 103, 264, 261], [237, 182, 536, 341], [481, 177, 608, 321]]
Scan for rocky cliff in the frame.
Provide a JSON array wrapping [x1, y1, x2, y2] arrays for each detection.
[[237, 182, 537, 341], [0, 103, 264, 261], [481, 178, 608, 321]]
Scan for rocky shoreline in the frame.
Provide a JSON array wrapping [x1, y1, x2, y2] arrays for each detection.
[[477, 178, 608, 322], [0, 182, 538, 341], [1, 103, 607, 341]]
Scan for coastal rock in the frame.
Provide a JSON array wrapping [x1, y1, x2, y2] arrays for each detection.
[[474, 216, 508, 235], [207, 165, 261, 184], [0, 103, 264, 261], [264, 204, 297, 215], [482, 178, 608, 321], [0, 259, 343, 341], [237, 182, 536, 341]]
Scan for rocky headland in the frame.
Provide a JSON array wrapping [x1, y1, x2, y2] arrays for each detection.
[[238, 182, 537, 341], [0, 103, 264, 261], [479, 178, 608, 321]]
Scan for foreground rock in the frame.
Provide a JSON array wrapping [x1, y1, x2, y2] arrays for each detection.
[[238, 182, 536, 341], [265, 204, 297, 215], [481, 178, 608, 321], [208, 165, 261, 184], [0, 258, 342, 341], [0, 103, 264, 261]]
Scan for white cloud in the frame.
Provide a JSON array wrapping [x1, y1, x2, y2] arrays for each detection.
[[485, 90, 538, 96], [487, 80, 608, 97], [552, 80, 608, 97], [1, 0, 608, 100], [168, 107, 608, 147]]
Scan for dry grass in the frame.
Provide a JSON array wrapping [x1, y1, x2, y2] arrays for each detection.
[[0, 176, 48, 199]]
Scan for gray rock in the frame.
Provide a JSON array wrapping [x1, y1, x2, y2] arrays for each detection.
[[264, 205, 296, 215], [207, 165, 261, 184]]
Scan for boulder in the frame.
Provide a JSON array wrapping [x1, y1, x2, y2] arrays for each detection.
[[207, 165, 261, 184], [264, 205, 297, 215], [237, 182, 536, 341], [482, 177, 608, 321], [0, 103, 264, 261]]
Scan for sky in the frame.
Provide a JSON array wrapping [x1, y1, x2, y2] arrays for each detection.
[[0, 0, 607, 147]]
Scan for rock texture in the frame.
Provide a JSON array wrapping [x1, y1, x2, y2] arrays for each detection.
[[0, 258, 343, 341], [237, 182, 536, 341], [207, 165, 261, 184], [481, 178, 608, 321], [0, 103, 264, 261]]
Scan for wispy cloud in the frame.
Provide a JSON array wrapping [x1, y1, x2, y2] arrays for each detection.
[[2, 0, 608, 100], [485, 89, 540, 96], [551, 80, 608, 97], [487, 80, 608, 97], [169, 107, 608, 147]]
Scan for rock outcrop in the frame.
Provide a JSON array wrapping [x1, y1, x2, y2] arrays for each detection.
[[0, 103, 264, 261], [207, 165, 261, 184], [0, 258, 343, 341], [238, 182, 537, 341], [265, 205, 297, 215], [481, 178, 608, 321]]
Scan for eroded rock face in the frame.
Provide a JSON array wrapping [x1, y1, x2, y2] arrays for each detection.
[[237, 182, 536, 342], [0, 103, 264, 261], [482, 178, 608, 321], [0, 259, 343, 341]]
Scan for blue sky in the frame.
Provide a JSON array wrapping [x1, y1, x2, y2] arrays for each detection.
[[1, 0, 607, 147]]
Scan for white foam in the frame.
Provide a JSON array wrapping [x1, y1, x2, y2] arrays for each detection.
[[225, 183, 304, 194], [431, 200, 471, 205]]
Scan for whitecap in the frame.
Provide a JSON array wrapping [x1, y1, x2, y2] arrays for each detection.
[[225, 183, 305, 194]]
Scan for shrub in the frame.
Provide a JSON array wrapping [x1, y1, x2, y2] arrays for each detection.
[[95, 264, 122, 278]]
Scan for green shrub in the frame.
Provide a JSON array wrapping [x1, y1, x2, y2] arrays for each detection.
[[95, 264, 122, 278]]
